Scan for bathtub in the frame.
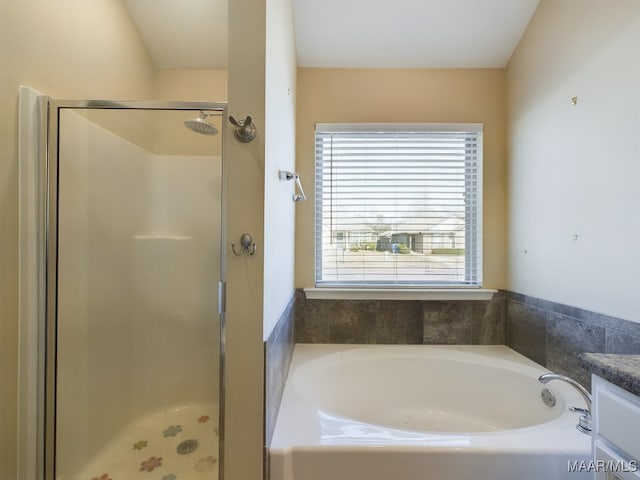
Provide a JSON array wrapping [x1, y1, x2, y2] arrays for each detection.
[[270, 345, 591, 480]]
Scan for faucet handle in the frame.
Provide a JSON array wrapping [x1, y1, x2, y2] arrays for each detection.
[[568, 406, 592, 434], [569, 406, 590, 415]]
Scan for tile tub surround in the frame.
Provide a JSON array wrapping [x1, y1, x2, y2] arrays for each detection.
[[292, 289, 640, 389], [507, 293, 640, 389], [294, 289, 506, 345], [264, 294, 295, 448]]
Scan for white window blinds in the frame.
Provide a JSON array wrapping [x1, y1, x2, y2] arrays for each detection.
[[315, 123, 483, 287]]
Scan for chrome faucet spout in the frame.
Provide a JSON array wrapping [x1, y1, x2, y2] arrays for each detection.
[[538, 373, 592, 409], [538, 373, 592, 434]]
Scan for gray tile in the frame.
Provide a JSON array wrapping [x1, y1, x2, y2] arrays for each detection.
[[506, 300, 547, 366], [472, 292, 506, 345], [546, 313, 605, 389], [507, 291, 525, 303], [292, 287, 639, 399], [375, 301, 423, 344], [294, 293, 330, 343], [603, 315, 640, 337], [573, 309, 621, 330], [605, 328, 640, 354], [294, 292, 426, 344], [328, 300, 380, 343], [423, 301, 473, 344], [265, 293, 295, 447]]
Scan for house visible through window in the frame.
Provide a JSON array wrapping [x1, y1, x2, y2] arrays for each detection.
[[315, 123, 483, 287]]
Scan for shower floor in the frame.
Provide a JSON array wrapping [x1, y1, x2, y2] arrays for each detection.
[[74, 404, 218, 480]]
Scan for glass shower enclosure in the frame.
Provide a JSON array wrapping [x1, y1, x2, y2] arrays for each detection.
[[44, 101, 225, 480]]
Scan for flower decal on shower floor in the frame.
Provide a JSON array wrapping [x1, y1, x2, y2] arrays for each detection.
[[79, 405, 219, 480], [91, 474, 112, 480], [194, 456, 217, 472], [132, 440, 148, 450], [163, 425, 182, 437], [139, 456, 163, 472]]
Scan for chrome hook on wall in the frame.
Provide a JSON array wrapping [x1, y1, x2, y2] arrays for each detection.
[[231, 232, 256, 256], [228, 115, 257, 143]]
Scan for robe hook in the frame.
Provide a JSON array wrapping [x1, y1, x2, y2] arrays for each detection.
[[232, 232, 256, 256], [229, 115, 257, 143]]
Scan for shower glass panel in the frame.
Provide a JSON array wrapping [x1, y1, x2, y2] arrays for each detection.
[[52, 105, 223, 480]]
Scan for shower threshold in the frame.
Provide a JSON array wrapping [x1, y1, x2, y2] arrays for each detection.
[[71, 404, 218, 480]]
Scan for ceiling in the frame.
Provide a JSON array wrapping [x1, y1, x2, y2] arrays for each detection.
[[122, 0, 540, 69], [122, 0, 228, 69]]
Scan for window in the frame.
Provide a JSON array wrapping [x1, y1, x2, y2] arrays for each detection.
[[315, 123, 482, 288]]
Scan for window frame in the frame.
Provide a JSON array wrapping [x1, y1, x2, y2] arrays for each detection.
[[314, 122, 483, 289]]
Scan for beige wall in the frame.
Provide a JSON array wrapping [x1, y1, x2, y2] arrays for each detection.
[[295, 68, 508, 289], [507, 0, 640, 323], [2, 4, 233, 479], [0, 2, 155, 478], [153, 68, 228, 101], [225, 0, 266, 478]]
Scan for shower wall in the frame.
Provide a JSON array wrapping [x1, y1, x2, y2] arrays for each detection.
[[56, 109, 221, 477]]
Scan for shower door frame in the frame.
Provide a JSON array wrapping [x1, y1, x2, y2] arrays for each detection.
[[42, 99, 228, 480]]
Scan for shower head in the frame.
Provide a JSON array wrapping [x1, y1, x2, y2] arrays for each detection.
[[184, 111, 219, 136]]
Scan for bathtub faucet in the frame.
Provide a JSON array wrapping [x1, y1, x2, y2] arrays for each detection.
[[538, 373, 592, 435]]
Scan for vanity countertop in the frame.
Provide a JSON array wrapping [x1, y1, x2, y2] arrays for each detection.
[[579, 353, 640, 397]]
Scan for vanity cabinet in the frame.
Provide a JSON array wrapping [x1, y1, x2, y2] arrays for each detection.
[[592, 375, 640, 480]]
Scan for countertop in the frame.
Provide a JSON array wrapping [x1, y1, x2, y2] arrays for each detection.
[[579, 353, 640, 397]]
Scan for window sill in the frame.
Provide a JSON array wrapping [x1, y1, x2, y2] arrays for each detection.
[[303, 288, 497, 301]]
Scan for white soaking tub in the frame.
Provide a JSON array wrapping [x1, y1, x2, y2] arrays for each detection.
[[270, 345, 592, 480]]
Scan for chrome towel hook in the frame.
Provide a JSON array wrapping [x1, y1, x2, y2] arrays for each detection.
[[229, 115, 257, 143], [232, 232, 256, 256]]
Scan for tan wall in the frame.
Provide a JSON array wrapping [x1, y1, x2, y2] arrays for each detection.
[[507, 0, 640, 322], [225, 0, 266, 478], [295, 68, 508, 289], [0, 2, 155, 478], [153, 68, 228, 101]]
